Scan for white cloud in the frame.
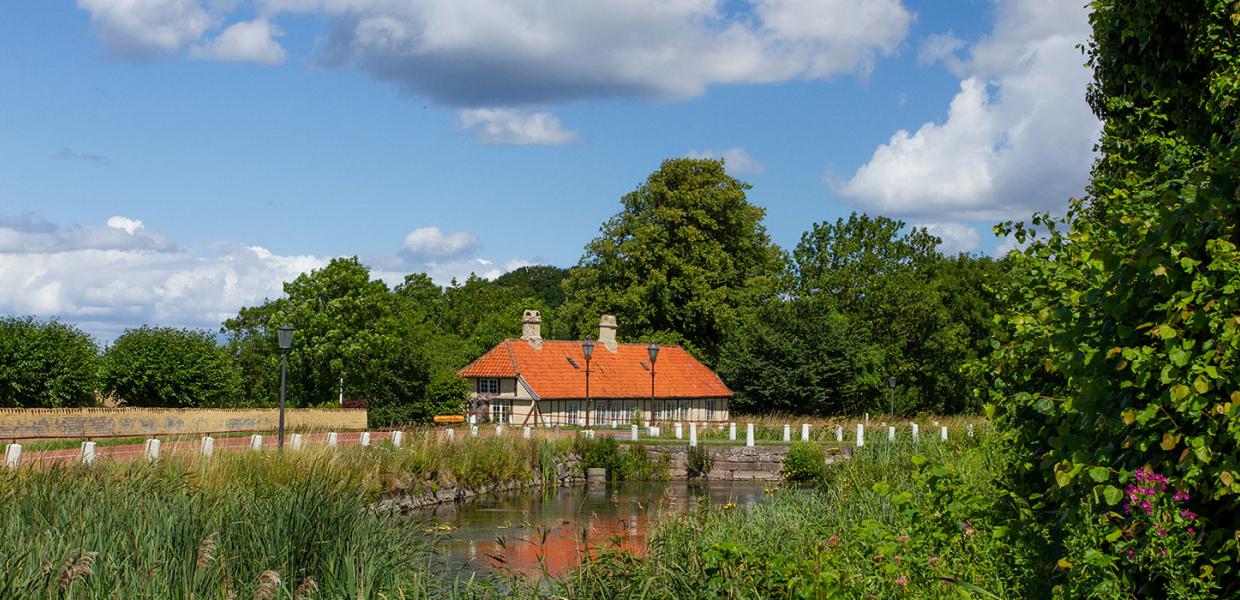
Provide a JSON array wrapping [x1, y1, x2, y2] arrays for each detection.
[[400, 226, 480, 259], [77, 0, 212, 59], [916, 222, 981, 255], [836, 0, 1100, 221], [106, 216, 144, 235], [261, 0, 911, 106], [191, 19, 287, 65], [458, 109, 579, 145], [686, 147, 765, 177], [917, 32, 966, 70], [0, 216, 528, 340]]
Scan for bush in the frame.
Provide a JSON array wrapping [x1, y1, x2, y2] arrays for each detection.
[[781, 441, 826, 482], [686, 445, 714, 479], [102, 327, 241, 407], [0, 317, 99, 408]]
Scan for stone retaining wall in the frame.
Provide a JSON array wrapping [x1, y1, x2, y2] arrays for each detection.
[[0, 407, 368, 439], [643, 444, 851, 481]]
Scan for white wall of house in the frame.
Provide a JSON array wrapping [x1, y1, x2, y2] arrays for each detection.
[[466, 377, 729, 426]]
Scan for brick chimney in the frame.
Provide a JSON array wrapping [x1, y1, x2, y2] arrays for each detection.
[[522, 309, 542, 347], [598, 314, 617, 351]]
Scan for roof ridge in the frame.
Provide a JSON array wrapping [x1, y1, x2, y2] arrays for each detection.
[[502, 338, 685, 349], [505, 340, 520, 374]]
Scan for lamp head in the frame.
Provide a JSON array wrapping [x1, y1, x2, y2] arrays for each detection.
[[647, 343, 659, 365], [277, 324, 294, 350], [582, 337, 595, 360]]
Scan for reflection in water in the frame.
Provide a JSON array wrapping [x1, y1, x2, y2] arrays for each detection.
[[418, 480, 769, 579]]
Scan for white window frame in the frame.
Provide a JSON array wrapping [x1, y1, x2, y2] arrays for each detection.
[[706, 399, 715, 421], [565, 401, 579, 426], [478, 378, 500, 394], [491, 399, 511, 423]]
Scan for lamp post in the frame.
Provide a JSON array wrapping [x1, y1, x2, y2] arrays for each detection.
[[887, 376, 897, 422], [277, 325, 294, 450], [582, 337, 594, 428], [647, 343, 659, 422]]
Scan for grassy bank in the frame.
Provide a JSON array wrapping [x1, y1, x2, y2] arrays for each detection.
[[551, 428, 1047, 599], [0, 433, 578, 598]]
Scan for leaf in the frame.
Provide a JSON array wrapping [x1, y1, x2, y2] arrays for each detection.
[[1194, 377, 1210, 394], [1088, 467, 1109, 482], [1102, 486, 1123, 505], [1170, 384, 1191, 402], [1057, 557, 1072, 570], [1221, 471, 1234, 487], [1160, 433, 1179, 451], [1055, 468, 1074, 488]]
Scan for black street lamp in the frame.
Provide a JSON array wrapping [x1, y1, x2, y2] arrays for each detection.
[[887, 376, 897, 422], [277, 324, 294, 450], [647, 343, 659, 422], [581, 338, 594, 427]]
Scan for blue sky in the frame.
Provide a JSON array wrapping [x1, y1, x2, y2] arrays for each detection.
[[0, 0, 1099, 339]]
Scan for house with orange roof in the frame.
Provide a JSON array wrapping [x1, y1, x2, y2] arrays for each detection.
[[456, 310, 731, 426]]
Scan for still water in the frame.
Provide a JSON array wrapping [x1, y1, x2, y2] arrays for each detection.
[[418, 480, 770, 578]]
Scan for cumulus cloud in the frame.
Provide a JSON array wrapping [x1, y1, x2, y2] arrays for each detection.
[[458, 109, 579, 145], [265, 0, 911, 107], [400, 226, 480, 259], [916, 222, 981, 255], [686, 147, 765, 177], [191, 19, 287, 65], [53, 147, 112, 166], [836, 0, 1100, 221], [77, 0, 212, 59], [0, 216, 528, 339]]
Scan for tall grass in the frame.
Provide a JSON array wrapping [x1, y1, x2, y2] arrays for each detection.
[[0, 432, 573, 598]]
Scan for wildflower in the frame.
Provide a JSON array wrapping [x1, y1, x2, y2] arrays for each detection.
[[827, 535, 841, 546], [1187, 527, 1195, 534], [874, 554, 885, 562], [928, 556, 940, 566], [1157, 529, 1166, 537], [893, 555, 902, 563], [894, 575, 908, 587], [1160, 549, 1168, 557], [896, 534, 909, 543], [1173, 490, 1190, 502]]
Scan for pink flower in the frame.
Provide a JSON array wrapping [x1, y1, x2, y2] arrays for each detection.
[[896, 534, 909, 543], [1187, 527, 1195, 534], [928, 556, 940, 566], [827, 535, 841, 546], [894, 575, 908, 587]]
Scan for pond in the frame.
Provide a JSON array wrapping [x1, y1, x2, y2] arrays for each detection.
[[418, 479, 770, 579]]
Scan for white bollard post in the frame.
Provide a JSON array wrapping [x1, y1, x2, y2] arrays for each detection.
[[611, 420, 617, 428], [783, 424, 791, 442], [652, 426, 661, 437], [940, 426, 948, 441], [888, 426, 896, 442], [728, 422, 736, 441], [446, 428, 456, 441], [648, 425, 657, 437], [865, 413, 870, 426], [675, 423, 683, 439], [746, 423, 755, 447], [967, 424, 975, 437], [200, 436, 215, 457], [801, 424, 810, 442], [359, 432, 371, 447], [631, 424, 639, 441], [470, 425, 479, 437], [80, 441, 96, 465], [855, 424, 865, 448], [835, 425, 843, 442], [469, 415, 476, 425], [143, 438, 161, 462], [391, 431, 403, 448], [250, 435, 263, 451], [689, 423, 698, 447], [5, 443, 22, 469], [291, 433, 304, 450], [523, 426, 532, 439], [911, 423, 920, 442], [495, 425, 504, 437], [327, 432, 338, 447]]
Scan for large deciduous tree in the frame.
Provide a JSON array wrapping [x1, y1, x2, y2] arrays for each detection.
[[0, 317, 100, 408], [987, 1, 1239, 594], [561, 158, 785, 361], [102, 327, 241, 408]]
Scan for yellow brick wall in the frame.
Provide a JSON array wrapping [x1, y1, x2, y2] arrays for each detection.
[[0, 408, 368, 439]]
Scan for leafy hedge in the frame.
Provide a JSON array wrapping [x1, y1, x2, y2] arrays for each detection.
[[0, 317, 100, 408]]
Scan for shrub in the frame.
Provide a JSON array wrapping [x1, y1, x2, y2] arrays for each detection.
[[0, 317, 99, 408], [102, 327, 241, 407], [781, 441, 826, 482], [686, 445, 714, 478]]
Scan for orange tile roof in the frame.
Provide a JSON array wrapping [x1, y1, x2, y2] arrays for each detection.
[[457, 340, 731, 399]]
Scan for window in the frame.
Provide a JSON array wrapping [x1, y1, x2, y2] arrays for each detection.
[[678, 403, 687, 420], [610, 402, 622, 422], [654, 402, 665, 421], [566, 401, 579, 426], [491, 399, 511, 423], [478, 378, 500, 394], [706, 399, 716, 421]]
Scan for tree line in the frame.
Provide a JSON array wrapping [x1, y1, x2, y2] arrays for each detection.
[[1, 159, 1003, 423]]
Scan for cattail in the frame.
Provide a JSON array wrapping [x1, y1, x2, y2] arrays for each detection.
[[294, 577, 319, 599], [58, 550, 97, 591], [196, 533, 218, 569], [254, 570, 281, 600]]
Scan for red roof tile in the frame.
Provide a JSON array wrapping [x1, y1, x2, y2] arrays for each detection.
[[458, 340, 731, 399]]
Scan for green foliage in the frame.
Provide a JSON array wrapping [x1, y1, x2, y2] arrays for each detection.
[[686, 444, 714, 479], [721, 213, 1002, 415], [560, 158, 785, 362], [984, 0, 1240, 594], [575, 437, 669, 481], [101, 326, 241, 408], [781, 441, 826, 482], [0, 317, 99, 408]]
